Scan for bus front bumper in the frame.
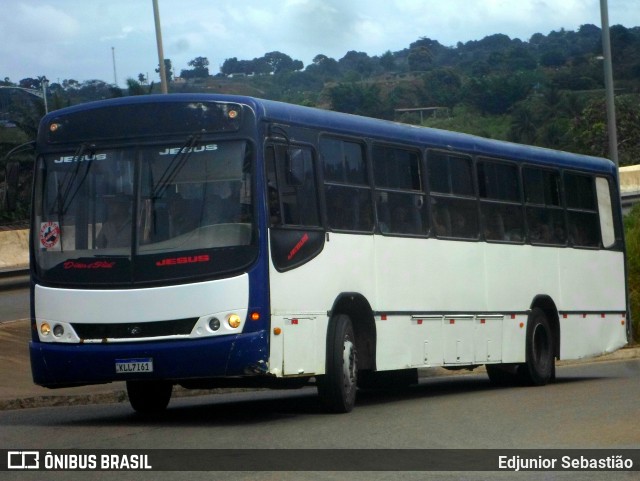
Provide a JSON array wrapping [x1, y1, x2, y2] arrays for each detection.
[[29, 331, 269, 388]]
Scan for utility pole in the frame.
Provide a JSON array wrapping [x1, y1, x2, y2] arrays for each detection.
[[600, 0, 619, 167], [42, 77, 49, 114], [153, 0, 168, 94], [112, 47, 118, 87]]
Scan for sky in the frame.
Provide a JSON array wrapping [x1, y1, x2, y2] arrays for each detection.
[[2, 0, 639, 86]]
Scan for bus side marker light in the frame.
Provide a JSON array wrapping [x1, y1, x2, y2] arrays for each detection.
[[251, 312, 260, 321], [227, 314, 241, 329], [519, 322, 524, 329], [273, 327, 282, 336], [40, 322, 51, 336], [621, 320, 625, 326]]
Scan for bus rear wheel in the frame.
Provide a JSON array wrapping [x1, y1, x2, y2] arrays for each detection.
[[518, 307, 554, 386], [317, 314, 358, 413], [126, 380, 173, 414]]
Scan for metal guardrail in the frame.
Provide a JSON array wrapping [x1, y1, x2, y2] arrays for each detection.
[[621, 191, 640, 214]]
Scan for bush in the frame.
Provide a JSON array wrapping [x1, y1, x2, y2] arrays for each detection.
[[624, 203, 640, 343]]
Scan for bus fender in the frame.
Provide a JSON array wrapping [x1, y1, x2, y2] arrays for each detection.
[[328, 293, 376, 371]]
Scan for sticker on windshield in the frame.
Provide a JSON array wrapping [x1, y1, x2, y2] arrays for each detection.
[[40, 221, 61, 249]]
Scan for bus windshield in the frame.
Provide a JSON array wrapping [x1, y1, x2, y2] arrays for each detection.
[[32, 139, 256, 286]]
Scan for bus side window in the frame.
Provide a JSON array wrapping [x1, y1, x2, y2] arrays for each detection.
[[477, 159, 524, 242], [565, 172, 599, 248], [524, 167, 566, 246], [427, 151, 478, 239], [372, 144, 427, 236], [321, 138, 373, 232], [595, 176, 616, 249]]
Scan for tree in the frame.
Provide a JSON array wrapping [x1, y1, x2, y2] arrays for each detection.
[[421, 68, 463, 108], [509, 106, 537, 144], [18, 78, 41, 90], [338, 51, 374, 77], [263, 51, 303, 74], [126, 78, 147, 96], [464, 73, 532, 115], [155, 59, 173, 84], [570, 94, 640, 166], [181, 57, 210, 79], [329, 82, 384, 118], [306, 54, 340, 79], [408, 46, 432, 72], [379, 51, 396, 72]]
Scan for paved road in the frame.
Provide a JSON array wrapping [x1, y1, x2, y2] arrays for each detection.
[[2, 361, 639, 480], [0, 286, 29, 322]]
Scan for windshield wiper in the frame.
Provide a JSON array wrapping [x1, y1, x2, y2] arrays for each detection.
[[56, 143, 97, 215], [152, 134, 202, 199]]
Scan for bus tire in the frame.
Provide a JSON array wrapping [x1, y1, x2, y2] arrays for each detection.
[[317, 314, 358, 413], [518, 307, 554, 386], [126, 380, 172, 414]]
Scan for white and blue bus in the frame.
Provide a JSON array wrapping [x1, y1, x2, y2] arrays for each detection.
[[29, 94, 629, 413]]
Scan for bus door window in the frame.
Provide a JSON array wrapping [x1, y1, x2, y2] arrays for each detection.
[[266, 144, 320, 227], [427, 151, 478, 239]]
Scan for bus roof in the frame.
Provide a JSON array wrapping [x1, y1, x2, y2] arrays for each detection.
[[41, 93, 617, 177]]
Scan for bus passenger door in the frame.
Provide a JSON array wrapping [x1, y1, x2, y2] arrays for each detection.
[[265, 143, 326, 377]]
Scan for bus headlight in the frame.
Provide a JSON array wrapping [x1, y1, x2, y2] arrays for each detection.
[[227, 314, 241, 329], [40, 322, 51, 336]]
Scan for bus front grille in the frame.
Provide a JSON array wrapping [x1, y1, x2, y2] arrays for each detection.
[[71, 317, 199, 340]]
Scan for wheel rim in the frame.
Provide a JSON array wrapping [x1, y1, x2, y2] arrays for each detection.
[[342, 339, 357, 392], [532, 323, 551, 370]]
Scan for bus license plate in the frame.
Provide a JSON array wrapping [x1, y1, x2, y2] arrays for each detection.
[[115, 358, 153, 374]]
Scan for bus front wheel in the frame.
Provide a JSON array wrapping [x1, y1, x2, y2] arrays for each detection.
[[317, 314, 358, 413], [126, 380, 173, 414], [519, 307, 554, 386]]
